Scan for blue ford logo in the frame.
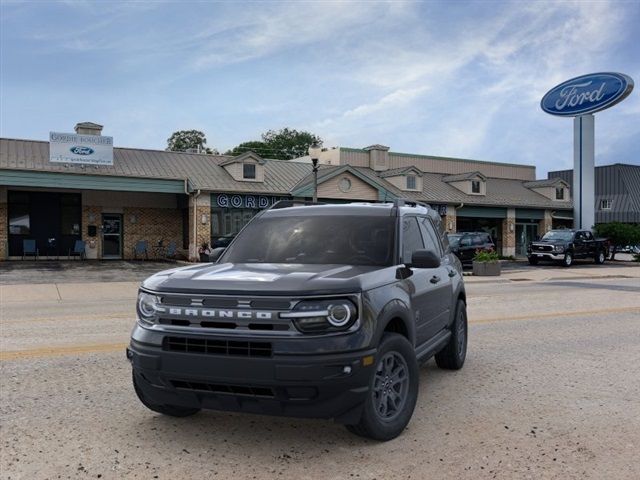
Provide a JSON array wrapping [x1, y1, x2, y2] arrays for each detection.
[[70, 146, 95, 155], [541, 72, 634, 117]]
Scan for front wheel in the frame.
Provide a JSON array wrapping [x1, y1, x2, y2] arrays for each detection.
[[346, 333, 419, 441], [595, 250, 606, 265], [561, 252, 573, 267], [132, 371, 200, 417], [435, 299, 468, 370]]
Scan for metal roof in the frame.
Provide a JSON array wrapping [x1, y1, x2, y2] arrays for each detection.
[[379, 166, 423, 178], [0, 138, 311, 194], [442, 171, 486, 182]]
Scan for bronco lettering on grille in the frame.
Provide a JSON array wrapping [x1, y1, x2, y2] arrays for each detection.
[[166, 308, 273, 320]]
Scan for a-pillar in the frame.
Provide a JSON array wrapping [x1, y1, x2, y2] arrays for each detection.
[[188, 193, 211, 261], [501, 208, 516, 257]]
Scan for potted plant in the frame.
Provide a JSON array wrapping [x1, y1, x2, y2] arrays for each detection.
[[472, 249, 501, 276], [198, 241, 211, 262]]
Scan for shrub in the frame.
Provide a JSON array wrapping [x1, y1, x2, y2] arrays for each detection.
[[473, 250, 500, 262]]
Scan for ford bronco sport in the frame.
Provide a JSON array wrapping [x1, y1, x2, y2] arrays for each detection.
[[128, 200, 467, 441]]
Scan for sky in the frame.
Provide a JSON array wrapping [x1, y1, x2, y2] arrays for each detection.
[[1, 0, 639, 177]]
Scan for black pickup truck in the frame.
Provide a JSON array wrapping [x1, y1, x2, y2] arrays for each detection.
[[527, 229, 609, 267]]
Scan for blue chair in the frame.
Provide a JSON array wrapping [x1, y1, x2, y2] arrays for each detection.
[[22, 239, 38, 260], [165, 241, 177, 258], [68, 240, 86, 260], [133, 240, 149, 260]]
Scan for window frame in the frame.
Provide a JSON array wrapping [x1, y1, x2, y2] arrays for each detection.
[[406, 175, 417, 190], [600, 199, 612, 210], [471, 180, 481, 194]]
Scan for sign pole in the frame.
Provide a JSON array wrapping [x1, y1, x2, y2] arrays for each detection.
[[572, 115, 595, 230]]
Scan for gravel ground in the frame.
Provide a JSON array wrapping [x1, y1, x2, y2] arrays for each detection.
[[1, 271, 639, 479]]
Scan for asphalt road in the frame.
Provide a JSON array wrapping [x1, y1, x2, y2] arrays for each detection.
[[1, 269, 639, 479]]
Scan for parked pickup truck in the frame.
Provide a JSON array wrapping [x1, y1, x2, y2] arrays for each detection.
[[527, 229, 609, 267]]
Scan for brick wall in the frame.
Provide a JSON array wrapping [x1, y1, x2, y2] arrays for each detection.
[[188, 195, 211, 261], [501, 208, 516, 257], [539, 210, 553, 236], [123, 207, 183, 260], [444, 205, 457, 233], [82, 205, 102, 259]]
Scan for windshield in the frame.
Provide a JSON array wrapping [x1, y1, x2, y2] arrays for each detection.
[[542, 231, 574, 241], [447, 234, 462, 247], [220, 215, 396, 266]]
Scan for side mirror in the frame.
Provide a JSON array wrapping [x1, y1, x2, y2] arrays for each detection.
[[209, 247, 226, 262], [408, 249, 441, 269]]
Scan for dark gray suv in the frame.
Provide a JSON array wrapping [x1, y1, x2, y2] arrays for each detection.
[[128, 200, 467, 441]]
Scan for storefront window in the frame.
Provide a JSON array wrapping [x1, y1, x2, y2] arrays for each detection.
[[8, 192, 30, 234], [60, 194, 81, 235]]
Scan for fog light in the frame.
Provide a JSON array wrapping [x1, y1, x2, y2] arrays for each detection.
[[362, 355, 374, 366]]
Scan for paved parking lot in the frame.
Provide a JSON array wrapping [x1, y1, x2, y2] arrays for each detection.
[[1, 262, 639, 479]]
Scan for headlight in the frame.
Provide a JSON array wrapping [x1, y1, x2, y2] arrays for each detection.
[[281, 299, 358, 333], [555, 245, 565, 252], [137, 291, 162, 325]]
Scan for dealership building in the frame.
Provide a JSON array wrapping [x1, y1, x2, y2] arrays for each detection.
[[1, 122, 574, 261]]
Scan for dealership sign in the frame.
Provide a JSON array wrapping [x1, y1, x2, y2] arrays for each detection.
[[213, 193, 287, 209], [541, 72, 634, 117], [49, 132, 114, 165]]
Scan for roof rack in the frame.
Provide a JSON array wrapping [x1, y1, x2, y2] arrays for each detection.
[[269, 200, 326, 210], [391, 198, 430, 209]]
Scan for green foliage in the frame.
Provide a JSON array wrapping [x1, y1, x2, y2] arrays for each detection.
[[226, 128, 322, 160], [225, 141, 269, 157], [473, 250, 500, 262], [167, 130, 215, 154], [593, 222, 640, 259]]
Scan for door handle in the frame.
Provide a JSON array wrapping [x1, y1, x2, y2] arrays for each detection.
[[430, 276, 441, 284], [448, 269, 457, 278]]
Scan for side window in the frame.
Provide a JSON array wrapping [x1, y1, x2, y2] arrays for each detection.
[[472, 234, 484, 246], [402, 217, 425, 263], [460, 235, 472, 247], [418, 217, 442, 256]]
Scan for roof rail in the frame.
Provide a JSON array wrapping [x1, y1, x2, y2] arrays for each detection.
[[391, 198, 430, 209], [269, 200, 326, 210]]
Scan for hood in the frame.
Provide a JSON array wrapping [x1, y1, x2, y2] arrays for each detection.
[[142, 262, 395, 296]]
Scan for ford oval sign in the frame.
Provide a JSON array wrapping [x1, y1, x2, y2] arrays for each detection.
[[70, 146, 95, 155], [541, 72, 634, 117]]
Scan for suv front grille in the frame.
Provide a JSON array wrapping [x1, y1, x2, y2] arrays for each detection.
[[171, 380, 275, 398], [163, 336, 272, 357]]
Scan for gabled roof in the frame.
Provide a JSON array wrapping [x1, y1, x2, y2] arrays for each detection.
[[379, 166, 423, 178], [363, 144, 390, 151], [218, 150, 266, 166], [442, 171, 487, 182], [523, 178, 568, 188], [291, 164, 394, 198]]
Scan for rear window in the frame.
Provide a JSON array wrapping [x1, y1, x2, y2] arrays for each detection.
[[220, 215, 396, 266]]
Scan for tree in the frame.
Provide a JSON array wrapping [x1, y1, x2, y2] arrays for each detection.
[[167, 130, 216, 154], [225, 128, 322, 160], [260, 128, 322, 160], [225, 141, 268, 157], [593, 222, 640, 260]]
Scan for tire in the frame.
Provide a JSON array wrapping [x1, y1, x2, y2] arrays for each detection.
[[132, 371, 200, 417], [561, 252, 573, 267], [528, 256, 538, 265], [435, 299, 468, 370], [345, 333, 419, 441], [595, 250, 606, 265]]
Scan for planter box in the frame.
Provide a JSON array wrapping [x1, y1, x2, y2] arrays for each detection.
[[472, 260, 501, 276]]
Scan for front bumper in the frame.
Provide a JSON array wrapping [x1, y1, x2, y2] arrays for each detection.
[[528, 251, 565, 261], [128, 326, 376, 424]]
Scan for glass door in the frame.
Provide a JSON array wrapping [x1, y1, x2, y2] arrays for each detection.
[[102, 214, 122, 259], [515, 223, 538, 257]]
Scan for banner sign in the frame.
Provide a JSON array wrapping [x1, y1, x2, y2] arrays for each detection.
[[213, 193, 288, 209], [541, 72, 634, 117], [49, 132, 114, 165]]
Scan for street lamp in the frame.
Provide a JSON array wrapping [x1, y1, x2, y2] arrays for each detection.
[[308, 142, 322, 203]]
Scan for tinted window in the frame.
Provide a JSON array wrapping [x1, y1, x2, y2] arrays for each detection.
[[402, 217, 424, 263], [243, 163, 256, 179], [460, 235, 472, 247], [472, 234, 484, 246], [221, 215, 395, 266], [418, 217, 442, 256], [542, 231, 573, 241]]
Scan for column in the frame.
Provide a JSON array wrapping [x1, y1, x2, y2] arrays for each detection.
[[573, 114, 595, 230], [501, 208, 516, 257]]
